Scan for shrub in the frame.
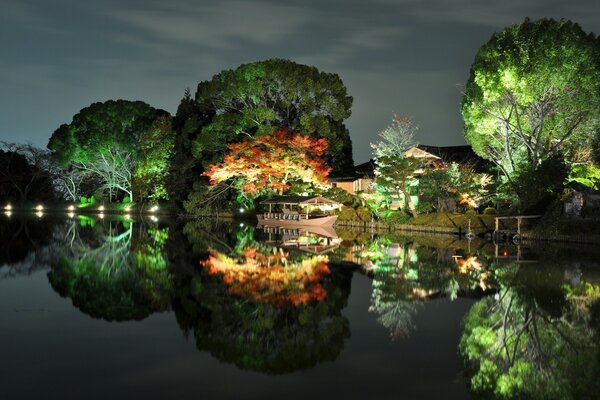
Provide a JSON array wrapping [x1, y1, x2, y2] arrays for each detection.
[[483, 207, 497, 215]]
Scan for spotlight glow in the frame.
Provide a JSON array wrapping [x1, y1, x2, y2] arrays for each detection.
[[150, 215, 158, 222], [4, 204, 12, 211], [99, 213, 105, 219], [35, 204, 44, 211], [98, 205, 105, 212], [36, 211, 43, 218], [67, 205, 75, 211], [239, 208, 245, 213], [124, 206, 131, 213], [68, 212, 75, 219], [149, 205, 159, 213], [4, 211, 12, 217]]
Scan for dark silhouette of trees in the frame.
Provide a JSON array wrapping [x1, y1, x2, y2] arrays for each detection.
[[0, 142, 56, 202]]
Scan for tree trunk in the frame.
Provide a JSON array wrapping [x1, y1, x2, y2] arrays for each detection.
[[402, 184, 417, 218]]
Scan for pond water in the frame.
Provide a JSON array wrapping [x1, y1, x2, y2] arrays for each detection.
[[1, 213, 599, 400]]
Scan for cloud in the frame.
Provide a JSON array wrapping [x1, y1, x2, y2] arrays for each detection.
[[108, 0, 317, 48], [375, 0, 600, 28]]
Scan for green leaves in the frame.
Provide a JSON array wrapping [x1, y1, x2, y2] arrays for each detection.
[[192, 59, 354, 171], [48, 100, 171, 202], [462, 18, 600, 185]]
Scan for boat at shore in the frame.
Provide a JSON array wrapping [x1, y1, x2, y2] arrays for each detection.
[[256, 195, 342, 227], [257, 213, 338, 227]]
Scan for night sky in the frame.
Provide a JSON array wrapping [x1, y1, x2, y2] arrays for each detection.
[[2, 0, 599, 163]]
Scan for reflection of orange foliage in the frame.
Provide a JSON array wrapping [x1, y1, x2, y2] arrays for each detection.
[[410, 288, 436, 300], [201, 248, 331, 306], [454, 256, 490, 290], [455, 256, 483, 274], [203, 129, 331, 195]]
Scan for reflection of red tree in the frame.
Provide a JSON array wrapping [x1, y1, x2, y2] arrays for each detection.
[[454, 256, 490, 290], [201, 247, 331, 306]]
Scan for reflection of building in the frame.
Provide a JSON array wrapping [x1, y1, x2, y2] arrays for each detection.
[[328, 145, 488, 195]]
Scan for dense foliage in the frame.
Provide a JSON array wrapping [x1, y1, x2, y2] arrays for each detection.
[[191, 59, 354, 171], [47, 100, 172, 202], [371, 116, 421, 217], [462, 18, 600, 203], [203, 128, 331, 202]]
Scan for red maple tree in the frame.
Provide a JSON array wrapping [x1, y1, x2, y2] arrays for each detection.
[[203, 129, 331, 196]]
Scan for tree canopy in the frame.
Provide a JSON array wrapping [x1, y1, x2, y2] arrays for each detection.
[[461, 18, 600, 181], [47, 100, 172, 202], [191, 59, 354, 171], [371, 116, 421, 217], [203, 128, 331, 200]]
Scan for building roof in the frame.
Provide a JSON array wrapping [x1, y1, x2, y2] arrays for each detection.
[[416, 145, 490, 171], [329, 144, 490, 182], [404, 146, 441, 160], [328, 160, 375, 182]]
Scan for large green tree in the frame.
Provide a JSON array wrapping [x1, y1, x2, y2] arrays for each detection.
[[190, 59, 354, 171], [48, 100, 172, 202], [461, 18, 600, 183]]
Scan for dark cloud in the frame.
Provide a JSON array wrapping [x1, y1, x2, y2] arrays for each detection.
[[1, 0, 599, 162]]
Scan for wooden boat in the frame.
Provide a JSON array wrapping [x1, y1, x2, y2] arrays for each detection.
[[257, 196, 341, 227]]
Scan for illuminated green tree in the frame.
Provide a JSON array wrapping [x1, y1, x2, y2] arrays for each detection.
[[371, 116, 421, 217], [462, 18, 600, 184], [47, 100, 171, 202], [133, 116, 176, 201], [190, 59, 354, 171]]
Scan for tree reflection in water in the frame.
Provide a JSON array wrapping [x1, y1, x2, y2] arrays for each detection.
[[48, 216, 174, 321], [26, 216, 600, 388], [460, 262, 600, 400], [361, 236, 497, 340], [171, 223, 353, 374]]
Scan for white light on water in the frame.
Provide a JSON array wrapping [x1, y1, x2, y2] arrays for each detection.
[[99, 213, 105, 219], [4, 211, 12, 217], [150, 215, 158, 222], [36, 211, 43, 218], [68, 212, 75, 219]]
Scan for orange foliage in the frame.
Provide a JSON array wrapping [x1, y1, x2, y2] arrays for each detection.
[[200, 247, 331, 306], [203, 129, 331, 195]]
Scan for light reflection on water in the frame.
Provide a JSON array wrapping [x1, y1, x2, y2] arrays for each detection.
[[0, 214, 599, 399]]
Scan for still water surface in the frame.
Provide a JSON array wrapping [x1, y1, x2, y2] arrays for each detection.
[[1, 214, 599, 399]]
